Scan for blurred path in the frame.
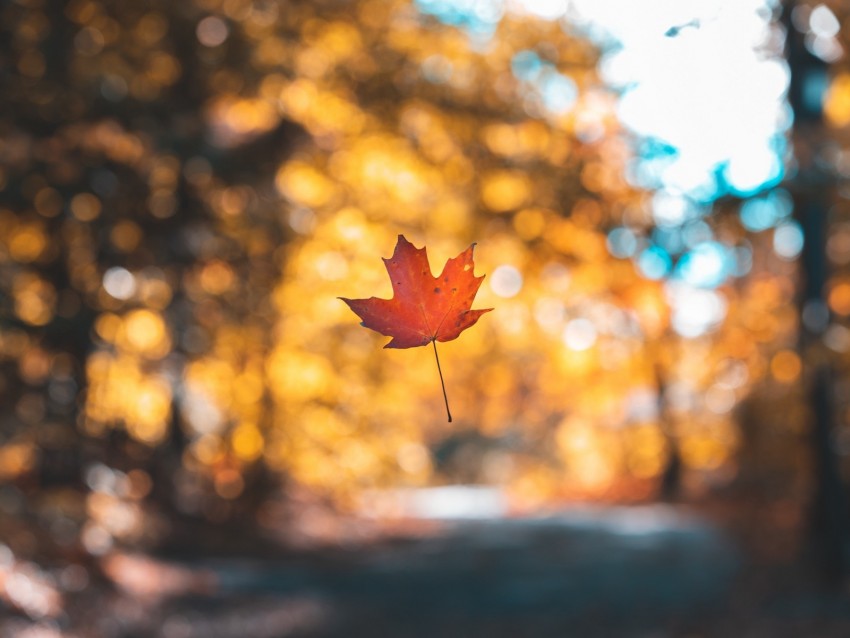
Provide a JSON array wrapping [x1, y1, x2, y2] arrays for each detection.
[[10, 504, 850, 637], [209, 505, 737, 637]]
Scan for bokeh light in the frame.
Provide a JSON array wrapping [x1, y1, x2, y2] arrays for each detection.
[[1, 0, 843, 632]]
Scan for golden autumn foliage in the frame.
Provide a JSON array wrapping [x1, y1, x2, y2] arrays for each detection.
[[0, 0, 810, 536]]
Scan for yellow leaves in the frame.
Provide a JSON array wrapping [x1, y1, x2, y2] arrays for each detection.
[[13, 273, 56, 326], [512, 208, 549, 241], [580, 161, 620, 194], [678, 420, 738, 471], [260, 6, 699, 506], [623, 425, 667, 479], [276, 161, 336, 208], [176, 332, 269, 476], [269, 404, 408, 494], [266, 348, 335, 403], [86, 307, 174, 444], [430, 197, 472, 235], [119, 310, 170, 359], [327, 135, 436, 214], [198, 260, 236, 295], [53, 0, 750, 505], [326, 207, 370, 244], [545, 218, 606, 261], [0, 441, 37, 480], [828, 279, 850, 315], [8, 222, 48, 262], [278, 79, 366, 138], [295, 46, 331, 79], [110, 220, 143, 252], [770, 350, 801, 384], [480, 170, 532, 212], [191, 434, 225, 466], [94, 313, 122, 342], [85, 352, 172, 445], [207, 95, 280, 146], [127, 381, 172, 444], [295, 20, 363, 78], [482, 121, 552, 159], [625, 282, 669, 340], [556, 418, 622, 491], [185, 358, 236, 406], [234, 369, 265, 406], [478, 362, 516, 399], [278, 78, 318, 118], [231, 424, 264, 462], [825, 72, 850, 128], [314, 251, 349, 282], [399, 103, 463, 164], [315, 21, 363, 58]]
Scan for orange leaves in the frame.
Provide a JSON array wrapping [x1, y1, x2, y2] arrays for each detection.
[[340, 235, 492, 422], [340, 234, 492, 349]]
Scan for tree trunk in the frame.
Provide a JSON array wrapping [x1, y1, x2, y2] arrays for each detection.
[[783, 0, 849, 583]]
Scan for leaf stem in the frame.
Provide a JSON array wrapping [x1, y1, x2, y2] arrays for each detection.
[[432, 339, 452, 422]]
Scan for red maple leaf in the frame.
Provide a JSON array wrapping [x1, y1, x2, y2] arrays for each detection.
[[340, 234, 492, 421]]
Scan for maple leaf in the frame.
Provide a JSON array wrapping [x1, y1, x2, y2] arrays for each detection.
[[340, 234, 492, 421], [340, 235, 492, 348]]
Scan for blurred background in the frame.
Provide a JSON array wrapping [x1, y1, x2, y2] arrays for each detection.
[[4, 0, 850, 635]]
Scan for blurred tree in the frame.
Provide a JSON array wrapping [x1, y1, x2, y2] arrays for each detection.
[[785, 0, 850, 581], [0, 0, 305, 559], [0, 0, 817, 584], [268, 0, 775, 509]]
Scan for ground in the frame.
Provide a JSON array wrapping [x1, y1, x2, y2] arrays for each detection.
[[4, 502, 850, 637]]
